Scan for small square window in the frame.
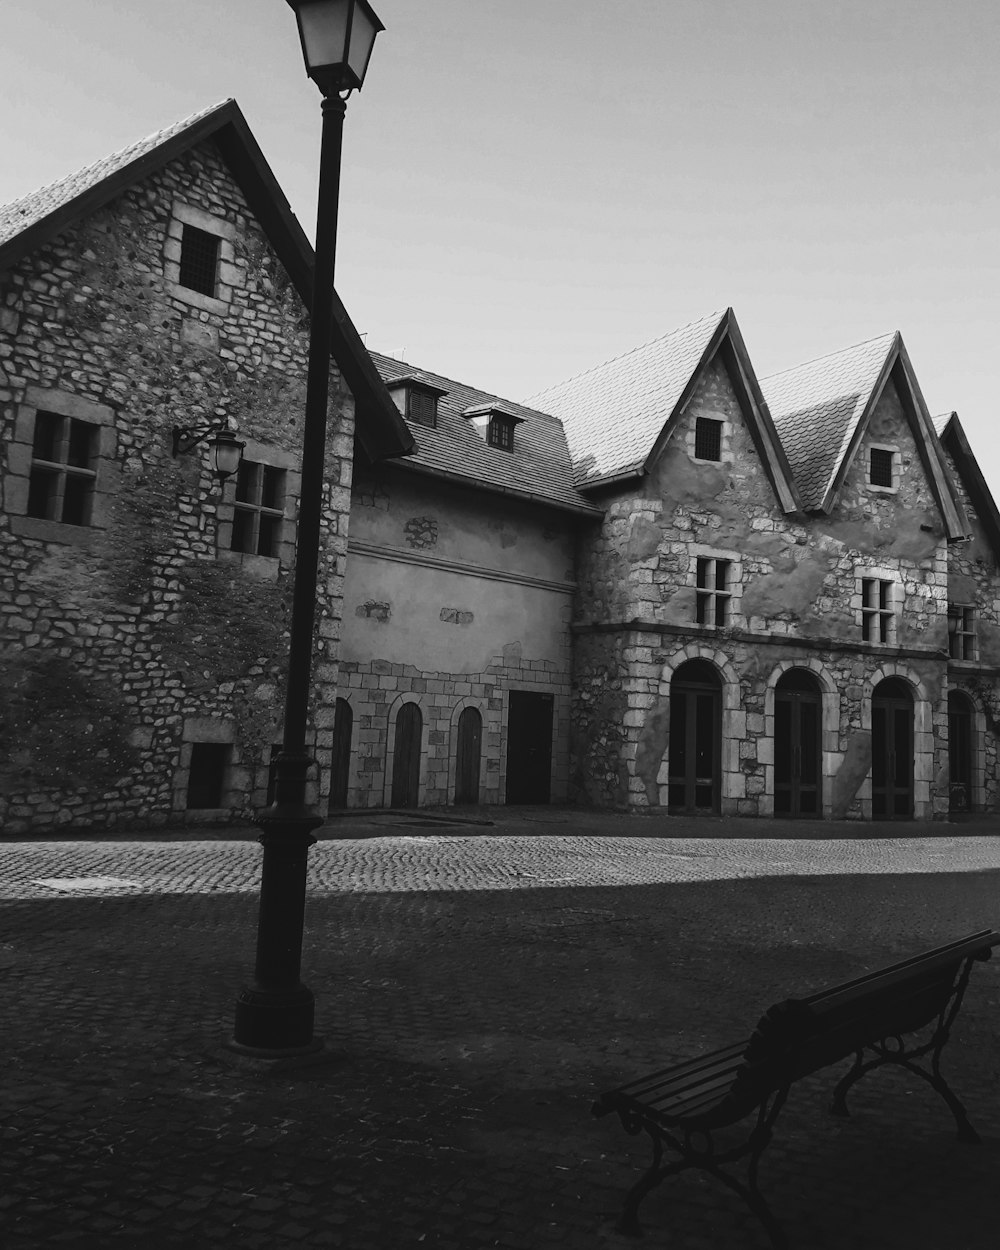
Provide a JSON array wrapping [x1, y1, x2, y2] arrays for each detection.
[[870, 447, 895, 488], [487, 417, 515, 451], [694, 418, 722, 462], [186, 742, 231, 808], [179, 225, 221, 297], [231, 460, 286, 558], [27, 410, 99, 526]]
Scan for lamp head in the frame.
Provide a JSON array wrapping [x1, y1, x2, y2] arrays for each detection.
[[285, 0, 384, 96]]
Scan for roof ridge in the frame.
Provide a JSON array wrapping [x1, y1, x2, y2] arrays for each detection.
[[0, 99, 235, 215], [525, 309, 726, 402], [761, 329, 898, 383]]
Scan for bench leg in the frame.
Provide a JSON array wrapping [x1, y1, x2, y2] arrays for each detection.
[[830, 1048, 865, 1118]]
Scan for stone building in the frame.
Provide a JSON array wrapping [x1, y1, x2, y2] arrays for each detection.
[[0, 100, 411, 835], [530, 308, 998, 820], [332, 352, 601, 809]]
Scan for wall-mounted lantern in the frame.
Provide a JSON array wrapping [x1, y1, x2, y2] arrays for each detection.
[[172, 424, 246, 482]]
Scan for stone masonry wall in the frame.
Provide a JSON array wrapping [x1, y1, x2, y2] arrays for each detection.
[[571, 353, 954, 819], [0, 140, 353, 833]]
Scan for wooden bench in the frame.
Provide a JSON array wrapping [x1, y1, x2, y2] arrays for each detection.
[[593, 929, 1000, 1250]]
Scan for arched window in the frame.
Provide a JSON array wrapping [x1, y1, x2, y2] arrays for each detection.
[[774, 669, 823, 818], [668, 659, 722, 814], [391, 703, 422, 808], [454, 706, 483, 805], [872, 678, 913, 820]]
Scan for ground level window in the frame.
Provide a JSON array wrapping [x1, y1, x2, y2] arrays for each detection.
[[186, 742, 231, 808]]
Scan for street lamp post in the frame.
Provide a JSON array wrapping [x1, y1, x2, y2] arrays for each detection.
[[231, 0, 384, 1056]]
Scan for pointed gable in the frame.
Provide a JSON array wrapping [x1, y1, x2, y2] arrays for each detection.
[[762, 332, 966, 538], [936, 412, 1000, 558], [526, 308, 798, 512], [0, 100, 413, 466]]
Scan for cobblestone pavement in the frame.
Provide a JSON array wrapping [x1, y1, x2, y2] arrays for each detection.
[[2, 811, 1000, 1248]]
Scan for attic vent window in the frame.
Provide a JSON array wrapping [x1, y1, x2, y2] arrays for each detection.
[[869, 446, 896, 489], [408, 390, 438, 427], [179, 225, 220, 297], [488, 416, 516, 451], [694, 417, 722, 462]]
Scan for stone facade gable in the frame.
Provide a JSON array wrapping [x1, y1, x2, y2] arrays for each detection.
[[0, 140, 353, 833]]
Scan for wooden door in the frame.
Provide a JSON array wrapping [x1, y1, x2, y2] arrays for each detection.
[[505, 692, 553, 804], [774, 671, 822, 817], [454, 707, 482, 805], [872, 679, 913, 819], [668, 660, 721, 814], [327, 698, 353, 813], [391, 702, 422, 808]]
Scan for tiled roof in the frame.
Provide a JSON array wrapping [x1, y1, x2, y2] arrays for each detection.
[[761, 332, 897, 510], [368, 352, 601, 516], [524, 311, 727, 487], [0, 101, 232, 249]]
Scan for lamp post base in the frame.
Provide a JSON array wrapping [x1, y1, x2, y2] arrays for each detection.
[[232, 981, 319, 1056]]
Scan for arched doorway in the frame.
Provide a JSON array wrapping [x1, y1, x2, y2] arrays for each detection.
[[871, 678, 913, 820], [327, 698, 353, 813], [774, 669, 822, 818], [454, 706, 483, 805], [948, 690, 974, 814], [391, 702, 422, 808], [668, 659, 722, 814]]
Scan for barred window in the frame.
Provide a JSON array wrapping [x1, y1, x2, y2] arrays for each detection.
[[179, 225, 220, 297], [694, 417, 722, 461], [870, 447, 895, 488], [231, 460, 285, 557], [696, 557, 731, 626], [861, 578, 895, 643], [949, 605, 976, 660], [27, 410, 99, 526]]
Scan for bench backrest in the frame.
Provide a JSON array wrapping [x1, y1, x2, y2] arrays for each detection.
[[725, 930, 999, 1112]]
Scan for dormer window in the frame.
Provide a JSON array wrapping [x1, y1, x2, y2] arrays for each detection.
[[488, 415, 516, 451], [462, 402, 525, 451], [387, 377, 448, 429]]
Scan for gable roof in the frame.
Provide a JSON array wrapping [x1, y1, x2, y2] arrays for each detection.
[[935, 412, 999, 556], [0, 99, 413, 466], [761, 332, 966, 537], [525, 308, 799, 511], [368, 352, 602, 517]]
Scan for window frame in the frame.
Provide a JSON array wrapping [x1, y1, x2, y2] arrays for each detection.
[[948, 603, 977, 661], [867, 443, 899, 493], [27, 410, 100, 527], [860, 575, 897, 644], [695, 555, 732, 627], [694, 416, 723, 462], [487, 415, 516, 451], [178, 224, 221, 298], [231, 459, 287, 558], [216, 438, 299, 577], [164, 200, 237, 315]]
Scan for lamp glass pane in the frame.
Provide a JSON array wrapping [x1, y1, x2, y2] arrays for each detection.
[[213, 434, 243, 479], [347, 4, 378, 82], [297, 0, 350, 71]]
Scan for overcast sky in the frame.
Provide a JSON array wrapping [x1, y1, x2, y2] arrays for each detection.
[[3, 0, 999, 503]]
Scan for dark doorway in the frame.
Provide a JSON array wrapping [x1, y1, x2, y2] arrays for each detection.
[[455, 706, 483, 805], [774, 669, 822, 818], [871, 678, 913, 819], [327, 698, 353, 813], [505, 691, 553, 804], [391, 702, 422, 808], [186, 742, 231, 809], [668, 659, 722, 814], [948, 691, 974, 814]]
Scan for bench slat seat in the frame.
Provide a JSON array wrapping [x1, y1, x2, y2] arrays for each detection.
[[594, 929, 1000, 1250]]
